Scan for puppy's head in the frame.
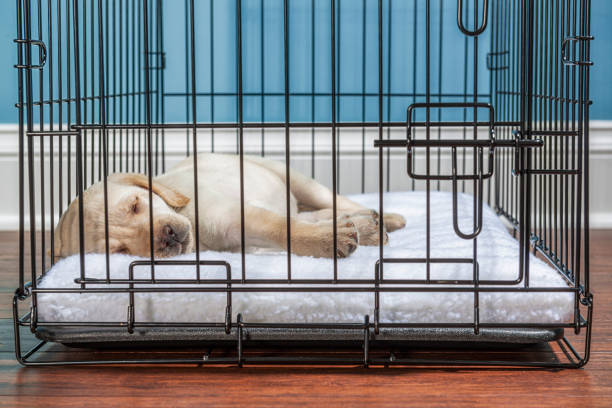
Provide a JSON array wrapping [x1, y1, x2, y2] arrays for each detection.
[[54, 174, 193, 259]]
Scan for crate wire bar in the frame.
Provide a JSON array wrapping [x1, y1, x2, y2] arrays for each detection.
[[12, 0, 593, 367]]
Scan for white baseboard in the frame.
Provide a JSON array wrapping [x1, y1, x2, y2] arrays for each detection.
[[1, 121, 611, 230], [590, 212, 612, 229]]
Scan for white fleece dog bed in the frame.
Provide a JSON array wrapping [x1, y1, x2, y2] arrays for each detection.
[[37, 191, 574, 326]]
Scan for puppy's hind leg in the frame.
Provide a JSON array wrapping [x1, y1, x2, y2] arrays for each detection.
[[245, 156, 364, 213], [296, 209, 389, 246], [247, 156, 406, 232]]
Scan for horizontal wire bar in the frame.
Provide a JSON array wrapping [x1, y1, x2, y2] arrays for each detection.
[[74, 277, 531, 286], [30, 321, 581, 329], [15, 90, 157, 108], [164, 91, 493, 98], [31, 286, 578, 293], [71, 121, 522, 130]]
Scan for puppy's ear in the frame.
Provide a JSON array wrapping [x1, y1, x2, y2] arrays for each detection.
[[110, 173, 190, 208]]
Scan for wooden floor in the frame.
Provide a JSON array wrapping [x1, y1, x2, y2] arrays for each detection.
[[0, 230, 611, 407]]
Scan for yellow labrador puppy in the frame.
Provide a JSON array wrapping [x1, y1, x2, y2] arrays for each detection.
[[54, 153, 406, 259]]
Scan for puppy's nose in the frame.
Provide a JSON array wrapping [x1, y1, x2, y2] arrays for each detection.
[[163, 224, 178, 244]]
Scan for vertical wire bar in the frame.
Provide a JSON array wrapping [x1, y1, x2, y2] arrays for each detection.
[[16, 0, 25, 295], [564, 0, 571, 277], [541, 0, 548, 254], [262, 0, 266, 158], [112, 0, 116, 173], [582, 0, 591, 295], [137, 0, 142, 174], [411, 0, 416, 191], [331, 0, 338, 279], [209, 0, 214, 152], [158, 0, 166, 173], [553, 0, 562, 261], [561, 0, 568, 268], [546, 0, 552, 258], [105, 0, 110, 177], [97, 0, 111, 282], [131, 0, 135, 172], [549, 0, 559, 259], [235, 6, 239, 158], [492, 0, 499, 210], [557, 0, 565, 267], [574, 0, 587, 309], [90, 0, 95, 184], [37, 0, 45, 275], [184, 0, 189, 155], [56, 0, 63, 249], [570, 0, 577, 282], [488, 0, 494, 206], [24, 0, 39, 314], [377, 0, 383, 298], [385, 0, 391, 192], [518, 0, 526, 280], [48, 0, 55, 266], [119, 0, 123, 171], [461, 0, 468, 194], [513, 0, 518, 224], [560, 0, 567, 265], [336, 0, 340, 193], [152, 0, 159, 174], [546, 0, 552, 255], [493, 0, 498, 209], [504, 0, 509, 218], [572, 0, 581, 327], [188, 0, 201, 280], [506, 0, 511, 217], [525, 0, 535, 287], [66, 0, 71, 203], [539, 0, 547, 252], [360, 0, 366, 194], [472, 0, 480, 332], [237, 0, 246, 282], [83, 0, 87, 187], [563, 0, 570, 277], [143, 0, 155, 280], [127, 0, 132, 170], [71, 0, 85, 287], [284, 0, 292, 280], [425, 0, 431, 281], [505, 0, 511, 218], [547, 0, 555, 255], [533, 0, 539, 249], [310, 0, 314, 173], [568, 0, 574, 274], [436, 0, 442, 192]]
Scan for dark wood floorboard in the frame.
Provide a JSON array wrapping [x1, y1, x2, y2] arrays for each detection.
[[0, 230, 611, 407]]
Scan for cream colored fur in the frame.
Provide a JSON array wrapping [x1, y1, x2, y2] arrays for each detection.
[[54, 153, 406, 259]]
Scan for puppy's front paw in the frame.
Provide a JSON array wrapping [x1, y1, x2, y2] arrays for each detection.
[[335, 218, 359, 258], [350, 213, 388, 246]]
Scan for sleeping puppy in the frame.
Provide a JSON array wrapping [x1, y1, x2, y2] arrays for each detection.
[[53, 153, 406, 259]]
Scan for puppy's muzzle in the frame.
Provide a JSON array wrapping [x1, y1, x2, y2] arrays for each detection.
[[154, 217, 193, 257], [159, 224, 188, 248], [161, 224, 181, 247]]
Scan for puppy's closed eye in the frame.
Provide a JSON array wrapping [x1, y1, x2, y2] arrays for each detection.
[[115, 246, 129, 254], [130, 197, 140, 214]]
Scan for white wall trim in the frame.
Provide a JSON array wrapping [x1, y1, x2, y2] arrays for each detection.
[[0, 121, 611, 230], [591, 212, 612, 229]]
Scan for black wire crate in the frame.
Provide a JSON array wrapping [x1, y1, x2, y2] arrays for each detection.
[[12, 0, 593, 367]]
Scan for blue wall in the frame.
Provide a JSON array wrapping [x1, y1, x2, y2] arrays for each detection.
[[1, 0, 610, 124]]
